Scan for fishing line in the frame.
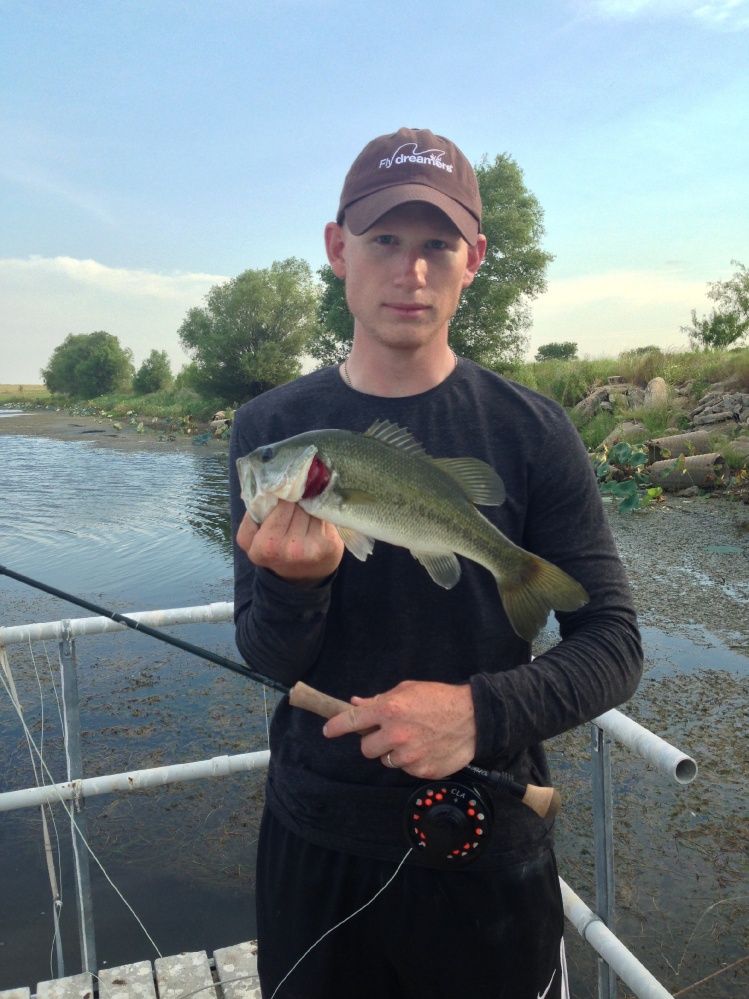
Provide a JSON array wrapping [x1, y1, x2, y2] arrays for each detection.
[[0, 664, 163, 960], [167, 847, 414, 999], [268, 848, 412, 999], [3, 639, 66, 976], [29, 638, 67, 977]]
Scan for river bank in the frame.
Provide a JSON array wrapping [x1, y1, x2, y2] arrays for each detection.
[[0, 407, 228, 452]]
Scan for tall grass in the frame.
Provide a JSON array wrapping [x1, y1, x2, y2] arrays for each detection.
[[510, 346, 749, 407]]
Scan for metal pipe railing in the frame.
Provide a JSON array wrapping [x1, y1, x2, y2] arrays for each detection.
[[593, 708, 698, 784], [0, 601, 234, 646], [561, 879, 676, 999], [0, 749, 271, 813]]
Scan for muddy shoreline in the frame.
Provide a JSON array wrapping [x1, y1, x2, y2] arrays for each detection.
[[0, 407, 228, 452]]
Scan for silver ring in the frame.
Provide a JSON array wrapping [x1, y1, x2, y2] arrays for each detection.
[[385, 752, 397, 769]]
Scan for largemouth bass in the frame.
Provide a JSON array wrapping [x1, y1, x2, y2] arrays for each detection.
[[236, 419, 588, 641]]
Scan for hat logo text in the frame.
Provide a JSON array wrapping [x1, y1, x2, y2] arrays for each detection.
[[379, 143, 453, 173]]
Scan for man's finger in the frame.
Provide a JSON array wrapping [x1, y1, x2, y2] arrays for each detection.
[[323, 703, 380, 739]]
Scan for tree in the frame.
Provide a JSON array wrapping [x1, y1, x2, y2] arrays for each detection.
[[451, 154, 553, 368], [308, 154, 553, 369], [309, 264, 354, 367], [683, 260, 749, 350], [535, 342, 578, 362], [178, 258, 318, 402], [41, 331, 134, 398], [132, 349, 173, 394]]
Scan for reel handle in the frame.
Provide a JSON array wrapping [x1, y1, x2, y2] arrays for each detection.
[[288, 680, 561, 821]]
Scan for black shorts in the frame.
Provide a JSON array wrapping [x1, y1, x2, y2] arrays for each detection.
[[256, 808, 567, 999]]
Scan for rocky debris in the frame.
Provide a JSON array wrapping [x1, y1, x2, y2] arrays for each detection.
[[574, 380, 647, 418], [643, 376, 668, 408], [689, 389, 749, 427], [576, 374, 749, 442], [645, 430, 711, 464], [601, 421, 648, 448], [648, 452, 728, 491]]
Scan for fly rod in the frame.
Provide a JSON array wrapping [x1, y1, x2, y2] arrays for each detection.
[[0, 564, 560, 822]]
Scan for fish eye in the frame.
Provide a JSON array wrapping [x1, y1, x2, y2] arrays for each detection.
[[261, 447, 274, 463]]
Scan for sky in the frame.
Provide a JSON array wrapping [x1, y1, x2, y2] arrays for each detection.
[[1, 0, 747, 384]]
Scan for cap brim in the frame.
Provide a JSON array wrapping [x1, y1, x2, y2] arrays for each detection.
[[342, 184, 480, 245]]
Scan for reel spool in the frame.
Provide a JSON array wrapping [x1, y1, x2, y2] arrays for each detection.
[[405, 780, 494, 867]]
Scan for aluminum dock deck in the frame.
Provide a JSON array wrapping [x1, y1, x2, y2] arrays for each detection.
[[0, 942, 260, 999]]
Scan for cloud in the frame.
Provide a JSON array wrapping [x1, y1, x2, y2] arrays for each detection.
[[576, 0, 749, 29], [0, 256, 229, 384], [529, 268, 707, 357]]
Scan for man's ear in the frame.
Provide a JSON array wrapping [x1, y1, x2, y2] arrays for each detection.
[[462, 234, 487, 289], [324, 222, 347, 280]]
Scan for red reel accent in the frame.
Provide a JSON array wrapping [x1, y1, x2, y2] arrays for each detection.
[[405, 781, 494, 867]]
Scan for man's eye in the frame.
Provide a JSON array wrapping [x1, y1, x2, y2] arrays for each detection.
[[374, 234, 396, 245], [426, 240, 448, 250]]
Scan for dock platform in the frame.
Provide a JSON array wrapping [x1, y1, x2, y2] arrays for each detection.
[[0, 941, 261, 999]]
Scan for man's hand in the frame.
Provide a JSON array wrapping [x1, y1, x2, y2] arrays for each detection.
[[236, 501, 345, 587], [323, 680, 476, 779]]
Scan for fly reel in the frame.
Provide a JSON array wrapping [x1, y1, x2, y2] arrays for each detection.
[[405, 779, 494, 867]]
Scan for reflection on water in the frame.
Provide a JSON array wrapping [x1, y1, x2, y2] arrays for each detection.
[[0, 435, 232, 606]]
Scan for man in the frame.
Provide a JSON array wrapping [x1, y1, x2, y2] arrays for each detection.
[[229, 127, 642, 998]]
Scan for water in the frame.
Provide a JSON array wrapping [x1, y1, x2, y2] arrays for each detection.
[[1, 426, 747, 996], [0, 430, 268, 990]]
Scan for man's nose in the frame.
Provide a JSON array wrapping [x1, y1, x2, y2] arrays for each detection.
[[394, 250, 427, 288]]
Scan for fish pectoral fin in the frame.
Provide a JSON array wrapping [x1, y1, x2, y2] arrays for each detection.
[[410, 550, 462, 589], [431, 458, 506, 506], [337, 526, 375, 561]]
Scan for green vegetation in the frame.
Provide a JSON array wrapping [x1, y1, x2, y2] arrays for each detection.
[[178, 258, 318, 402], [8, 344, 749, 429], [132, 349, 173, 395], [534, 341, 578, 362], [682, 260, 749, 351], [592, 441, 663, 513], [41, 331, 134, 397]]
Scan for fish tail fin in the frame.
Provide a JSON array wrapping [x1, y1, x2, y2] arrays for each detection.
[[497, 554, 589, 642]]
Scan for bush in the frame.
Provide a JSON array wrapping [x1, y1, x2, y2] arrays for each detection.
[[41, 331, 134, 398], [133, 350, 173, 394]]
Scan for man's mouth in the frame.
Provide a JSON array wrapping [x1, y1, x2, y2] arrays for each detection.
[[384, 302, 430, 317]]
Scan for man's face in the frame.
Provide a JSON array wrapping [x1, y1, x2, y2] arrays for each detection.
[[325, 202, 485, 353]]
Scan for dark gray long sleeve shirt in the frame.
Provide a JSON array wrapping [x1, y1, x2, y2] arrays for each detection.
[[229, 360, 642, 868]]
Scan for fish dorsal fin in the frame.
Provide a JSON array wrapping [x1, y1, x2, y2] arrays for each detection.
[[364, 420, 428, 457], [364, 420, 505, 506], [432, 458, 506, 507]]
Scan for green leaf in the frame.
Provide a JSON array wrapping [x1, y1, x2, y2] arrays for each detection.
[[618, 492, 643, 513]]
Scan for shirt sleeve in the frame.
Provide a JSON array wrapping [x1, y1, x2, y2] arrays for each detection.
[[470, 407, 643, 767]]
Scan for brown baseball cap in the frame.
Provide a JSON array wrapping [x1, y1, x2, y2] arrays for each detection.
[[336, 127, 482, 245]]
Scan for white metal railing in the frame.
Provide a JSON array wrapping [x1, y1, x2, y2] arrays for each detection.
[[0, 603, 698, 999]]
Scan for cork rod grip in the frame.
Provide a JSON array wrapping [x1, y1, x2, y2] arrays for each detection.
[[288, 681, 562, 821]]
